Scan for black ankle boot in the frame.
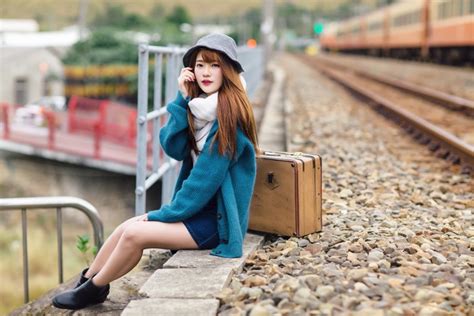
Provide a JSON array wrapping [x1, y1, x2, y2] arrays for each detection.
[[52, 278, 110, 310], [74, 268, 89, 288]]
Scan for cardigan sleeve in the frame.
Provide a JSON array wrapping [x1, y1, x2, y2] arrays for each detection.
[[159, 91, 190, 161], [147, 132, 233, 222]]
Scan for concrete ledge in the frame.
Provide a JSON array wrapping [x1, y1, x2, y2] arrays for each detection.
[[139, 267, 233, 299], [122, 233, 264, 315], [122, 298, 219, 316], [163, 234, 264, 273]]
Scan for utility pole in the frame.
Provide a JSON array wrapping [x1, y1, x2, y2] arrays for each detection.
[[78, 0, 89, 40], [261, 0, 275, 71]]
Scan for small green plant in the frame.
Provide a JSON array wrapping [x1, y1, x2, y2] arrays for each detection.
[[76, 235, 98, 266]]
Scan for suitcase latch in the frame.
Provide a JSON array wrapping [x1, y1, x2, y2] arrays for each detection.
[[265, 172, 280, 190]]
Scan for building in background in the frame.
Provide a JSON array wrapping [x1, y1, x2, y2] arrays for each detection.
[[0, 19, 85, 105], [0, 47, 64, 105]]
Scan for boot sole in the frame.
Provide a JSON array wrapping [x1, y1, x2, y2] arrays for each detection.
[[52, 290, 109, 310]]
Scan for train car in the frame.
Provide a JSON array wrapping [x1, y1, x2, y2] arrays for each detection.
[[319, 22, 339, 51], [320, 0, 474, 64], [386, 0, 428, 58], [337, 17, 364, 51], [364, 7, 389, 56], [428, 0, 474, 63]]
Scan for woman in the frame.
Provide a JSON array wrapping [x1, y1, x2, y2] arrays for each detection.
[[52, 33, 259, 310]]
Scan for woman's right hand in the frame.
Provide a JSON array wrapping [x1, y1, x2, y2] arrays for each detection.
[[178, 67, 195, 98]]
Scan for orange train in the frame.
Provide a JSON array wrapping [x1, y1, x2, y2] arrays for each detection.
[[320, 0, 474, 64]]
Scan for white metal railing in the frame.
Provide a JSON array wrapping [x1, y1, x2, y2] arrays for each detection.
[[135, 43, 264, 216], [0, 196, 104, 303]]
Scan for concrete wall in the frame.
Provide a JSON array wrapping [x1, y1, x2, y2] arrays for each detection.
[[0, 47, 64, 105], [0, 150, 163, 231]]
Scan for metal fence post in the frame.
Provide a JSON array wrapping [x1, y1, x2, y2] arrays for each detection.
[[135, 44, 149, 216]]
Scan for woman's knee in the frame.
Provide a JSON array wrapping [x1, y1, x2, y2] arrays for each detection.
[[116, 216, 141, 233], [120, 222, 146, 247]]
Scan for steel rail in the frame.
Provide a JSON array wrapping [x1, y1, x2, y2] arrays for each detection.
[[0, 196, 104, 303], [301, 56, 474, 171]]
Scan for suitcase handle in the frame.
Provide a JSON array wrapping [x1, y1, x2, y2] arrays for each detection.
[[264, 151, 280, 156], [267, 172, 274, 184], [264, 151, 304, 157]]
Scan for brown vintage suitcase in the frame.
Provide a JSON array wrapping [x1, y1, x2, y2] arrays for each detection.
[[249, 150, 322, 237]]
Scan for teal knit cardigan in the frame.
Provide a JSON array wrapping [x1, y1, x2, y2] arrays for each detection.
[[147, 92, 257, 258]]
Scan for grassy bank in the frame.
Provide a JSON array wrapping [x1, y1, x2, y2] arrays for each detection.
[[0, 210, 98, 314]]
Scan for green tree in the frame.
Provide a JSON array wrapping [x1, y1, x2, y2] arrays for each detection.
[[62, 28, 137, 65], [150, 3, 166, 21], [166, 5, 192, 26], [92, 3, 150, 30]]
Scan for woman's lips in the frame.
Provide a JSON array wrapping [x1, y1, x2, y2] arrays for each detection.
[[202, 80, 213, 86]]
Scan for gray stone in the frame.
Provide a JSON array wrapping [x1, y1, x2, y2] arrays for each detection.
[[316, 285, 334, 300], [249, 304, 272, 316], [349, 242, 364, 253], [348, 268, 368, 281], [354, 282, 369, 292], [139, 267, 233, 299], [340, 189, 353, 198], [299, 275, 322, 290], [429, 250, 448, 265], [368, 249, 384, 262], [121, 298, 219, 316], [293, 287, 312, 305], [298, 239, 310, 248]]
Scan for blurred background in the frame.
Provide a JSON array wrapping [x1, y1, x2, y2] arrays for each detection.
[[0, 0, 395, 107]]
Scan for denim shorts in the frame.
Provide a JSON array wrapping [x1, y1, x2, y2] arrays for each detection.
[[183, 196, 219, 249]]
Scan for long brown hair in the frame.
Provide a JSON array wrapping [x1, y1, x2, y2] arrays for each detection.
[[185, 48, 259, 159]]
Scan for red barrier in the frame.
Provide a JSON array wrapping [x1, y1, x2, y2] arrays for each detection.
[[103, 101, 136, 146], [94, 122, 101, 158], [44, 110, 56, 149], [67, 96, 138, 148], [67, 96, 78, 132], [1, 103, 9, 139], [67, 96, 105, 134]]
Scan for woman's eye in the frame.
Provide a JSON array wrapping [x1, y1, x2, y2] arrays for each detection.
[[212, 64, 220, 68], [196, 64, 203, 67]]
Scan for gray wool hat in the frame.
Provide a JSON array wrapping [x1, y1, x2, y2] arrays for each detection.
[[183, 33, 244, 73]]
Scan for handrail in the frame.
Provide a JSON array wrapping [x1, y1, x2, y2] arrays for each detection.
[[0, 196, 104, 303]]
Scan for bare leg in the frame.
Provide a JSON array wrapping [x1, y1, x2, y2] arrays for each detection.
[[92, 221, 198, 286], [85, 216, 147, 278]]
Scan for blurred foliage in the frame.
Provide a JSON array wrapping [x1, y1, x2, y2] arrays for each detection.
[[62, 4, 193, 105], [165, 5, 192, 26], [63, 28, 137, 65], [92, 4, 151, 30]]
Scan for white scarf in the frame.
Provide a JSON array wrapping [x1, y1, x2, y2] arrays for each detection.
[[188, 75, 247, 165]]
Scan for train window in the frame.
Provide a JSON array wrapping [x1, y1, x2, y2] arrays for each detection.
[[454, 0, 464, 16], [439, 0, 468, 18], [393, 9, 421, 26], [438, 3, 444, 19], [368, 21, 382, 31], [352, 25, 360, 34]]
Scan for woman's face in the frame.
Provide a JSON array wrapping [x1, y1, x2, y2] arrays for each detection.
[[194, 52, 223, 95]]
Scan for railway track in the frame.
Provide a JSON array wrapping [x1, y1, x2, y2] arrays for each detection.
[[316, 55, 474, 116], [298, 54, 474, 173]]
